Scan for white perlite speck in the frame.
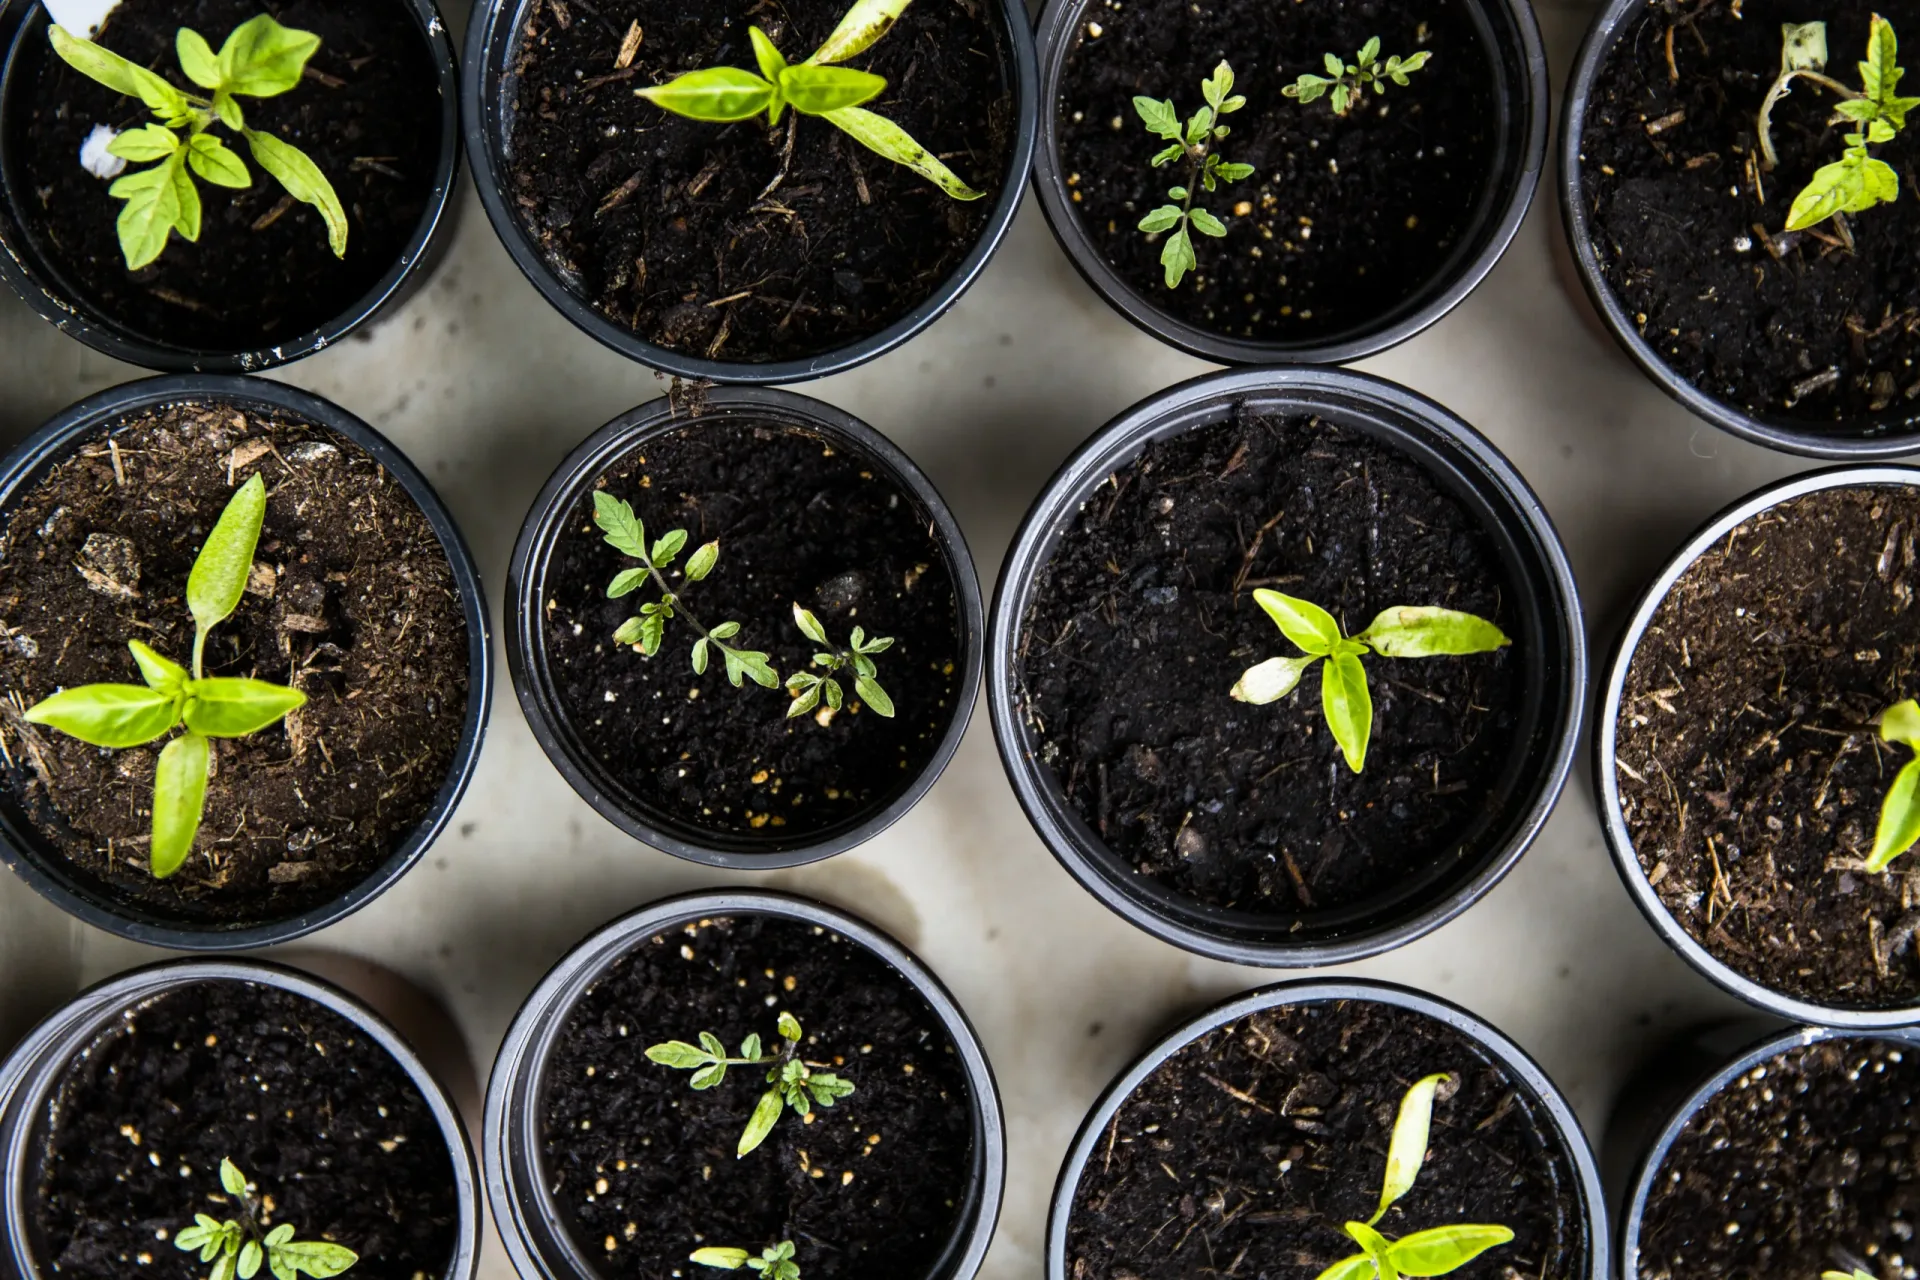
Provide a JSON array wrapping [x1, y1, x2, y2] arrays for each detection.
[[80, 125, 125, 180]]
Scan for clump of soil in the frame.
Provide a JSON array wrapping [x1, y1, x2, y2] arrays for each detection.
[[541, 419, 961, 843], [0, 398, 470, 925], [1057, 0, 1497, 343], [1065, 999, 1588, 1280], [1580, 0, 1920, 431], [505, 0, 1013, 365], [1016, 410, 1521, 921], [539, 914, 975, 1279], [9, 0, 443, 353], [30, 980, 461, 1280], [1617, 485, 1920, 1009], [1636, 1037, 1920, 1280]]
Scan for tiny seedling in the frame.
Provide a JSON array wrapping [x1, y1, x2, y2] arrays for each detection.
[[48, 16, 348, 269], [693, 1241, 801, 1279], [1134, 61, 1255, 289], [1230, 590, 1509, 773], [786, 603, 895, 719], [1313, 1074, 1513, 1280], [646, 1011, 856, 1157], [594, 491, 777, 690], [23, 474, 305, 878], [634, 0, 980, 199], [1869, 699, 1920, 872], [1284, 37, 1432, 117], [1823, 1271, 1874, 1280], [174, 1158, 357, 1280]]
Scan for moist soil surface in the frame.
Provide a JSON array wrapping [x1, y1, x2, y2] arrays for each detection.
[[541, 418, 961, 845], [1065, 999, 1587, 1280], [0, 398, 469, 926], [10, 0, 442, 354], [30, 979, 460, 1280], [1017, 411, 1521, 922], [506, 0, 1013, 365], [1580, 0, 1920, 434], [1616, 486, 1920, 1009], [1057, 0, 1497, 345], [1636, 1037, 1920, 1280], [539, 914, 974, 1279]]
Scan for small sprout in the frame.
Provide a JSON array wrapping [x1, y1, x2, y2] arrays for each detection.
[[48, 16, 347, 269], [22, 475, 305, 879], [1869, 699, 1920, 871], [1231, 591, 1509, 773], [173, 1158, 357, 1280], [1284, 36, 1432, 117], [692, 1241, 801, 1279], [1823, 1271, 1875, 1280], [1133, 61, 1255, 288], [785, 604, 896, 720], [1312, 1075, 1513, 1280], [647, 1012, 856, 1157]]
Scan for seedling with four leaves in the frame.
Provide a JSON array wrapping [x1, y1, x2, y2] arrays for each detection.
[[174, 1158, 357, 1280], [646, 1011, 856, 1157], [1284, 37, 1432, 117], [1134, 61, 1255, 288], [692, 1241, 802, 1278], [786, 604, 895, 719], [1868, 698, 1920, 872]]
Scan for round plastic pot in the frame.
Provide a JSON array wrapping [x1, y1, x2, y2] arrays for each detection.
[[988, 366, 1585, 966], [1046, 978, 1610, 1280], [483, 888, 1006, 1280], [0, 374, 493, 950], [460, 0, 1037, 385], [0, 0, 462, 374], [1594, 465, 1920, 1027], [507, 387, 981, 868], [1030, 0, 1547, 365], [0, 957, 484, 1280]]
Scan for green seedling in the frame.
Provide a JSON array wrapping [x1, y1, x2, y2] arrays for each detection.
[[22, 474, 305, 879], [786, 603, 895, 720], [1313, 1074, 1513, 1280], [634, 0, 979, 199], [1134, 61, 1255, 289], [48, 15, 347, 269], [1869, 699, 1920, 871], [693, 1241, 801, 1279], [1823, 1271, 1875, 1280], [1284, 37, 1432, 117], [1230, 590, 1509, 773], [174, 1158, 357, 1280], [646, 1011, 856, 1157]]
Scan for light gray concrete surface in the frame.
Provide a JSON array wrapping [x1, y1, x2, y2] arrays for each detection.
[[0, 1, 1824, 1275]]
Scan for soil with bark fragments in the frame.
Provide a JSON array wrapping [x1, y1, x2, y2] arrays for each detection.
[[1636, 1037, 1920, 1280], [0, 398, 470, 926], [1017, 411, 1521, 922], [11, 0, 443, 353], [1065, 998, 1587, 1280], [1580, 0, 1920, 434], [1057, 0, 1497, 344], [29, 979, 460, 1280], [540, 418, 962, 845], [539, 914, 975, 1279], [1617, 486, 1920, 1009], [505, 0, 1013, 365]]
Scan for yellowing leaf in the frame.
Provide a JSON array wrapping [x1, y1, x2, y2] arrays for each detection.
[[809, 0, 912, 65], [823, 105, 983, 199], [1371, 1073, 1449, 1224], [244, 129, 348, 257], [1357, 606, 1510, 658]]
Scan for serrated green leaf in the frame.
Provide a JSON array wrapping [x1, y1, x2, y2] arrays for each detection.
[[692, 1248, 752, 1270], [723, 647, 779, 689], [1160, 222, 1196, 288], [265, 1240, 357, 1279], [651, 529, 688, 567], [216, 14, 320, 98], [738, 1087, 785, 1156], [639, 611, 668, 655], [779, 63, 886, 115], [646, 1041, 711, 1068], [1252, 590, 1342, 655], [824, 105, 982, 199], [638, 67, 776, 121], [1183, 105, 1214, 145], [1323, 652, 1372, 773], [685, 540, 720, 582], [244, 129, 347, 257], [1134, 95, 1182, 140], [1788, 148, 1901, 230], [109, 156, 187, 270], [1286, 74, 1331, 103], [188, 134, 251, 188], [1357, 606, 1510, 658], [594, 491, 648, 559], [1216, 161, 1255, 181], [182, 678, 305, 738], [188, 474, 267, 643], [49, 26, 189, 116], [854, 675, 893, 717], [108, 124, 181, 162], [609, 567, 650, 598], [1151, 141, 1185, 166], [176, 27, 223, 90], [1386, 1224, 1514, 1276], [1231, 655, 1319, 705]]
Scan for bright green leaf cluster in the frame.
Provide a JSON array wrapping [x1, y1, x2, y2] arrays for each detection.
[[635, 0, 980, 200], [49, 16, 348, 270], [693, 1241, 801, 1279], [787, 604, 895, 719], [174, 1159, 357, 1280], [646, 1011, 856, 1157], [1134, 61, 1254, 289], [1869, 699, 1920, 871], [1284, 37, 1432, 116], [1231, 590, 1509, 773], [23, 474, 304, 878]]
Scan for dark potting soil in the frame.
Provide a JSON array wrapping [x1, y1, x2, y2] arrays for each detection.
[[540, 418, 961, 843], [30, 980, 460, 1280], [1580, 0, 1920, 432], [539, 914, 974, 1279], [0, 399, 469, 924], [1636, 1037, 1920, 1280], [1066, 999, 1586, 1280], [1016, 411, 1521, 920], [1056, 0, 1497, 344], [1617, 486, 1920, 1009], [9, 0, 442, 353], [505, 0, 1013, 365]]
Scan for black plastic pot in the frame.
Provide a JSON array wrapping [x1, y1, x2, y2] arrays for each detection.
[[484, 888, 1006, 1280], [1046, 977, 1610, 1280], [0, 374, 493, 950], [0, 0, 462, 374], [507, 387, 981, 867], [1031, 0, 1547, 365], [461, 0, 1037, 385], [0, 957, 484, 1280], [989, 366, 1585, 965]]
